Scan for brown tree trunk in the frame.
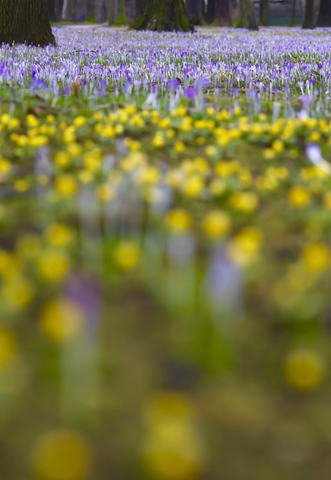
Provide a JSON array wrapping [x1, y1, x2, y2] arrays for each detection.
[[0, 0, 56, 46], [317, 0, 331, 26], [216, 0, 230, 25], [132, 0, 193, 31], [87, 0, 95, 21], [290, 0, 297, 25], [114, 0, 128, 24], [185, 0, 203, 24], [47, 0, 57, 21], [105, 0, 114, 24], [205, 0, 216, 23], [302, 0, 314, 28], [235, 0, 258, 30], [261, 0, 268, 25]]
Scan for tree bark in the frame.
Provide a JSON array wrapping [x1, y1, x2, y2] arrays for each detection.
[[73, 0, 77, 22], [0, 0, 56, 46], [236, 0, 258, 29], [186, 0, 203, 25], [216, 0, 230, 26], [205, 0, 216, 23], [57, 0, 64, 20], [87, 0, 95, 21], [290, 0, 297, 25], [105, 0, 114, 24], [47, 0, 57, 21], [114, 0, 128, 24], [302, 0, 314, 28], [132, 0, 193, 31], [261, 0, 268, 25], [62, 0, 69, 19], [316, 0, 331, 26]]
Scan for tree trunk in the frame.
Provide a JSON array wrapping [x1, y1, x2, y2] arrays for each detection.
[[317, 0, 331, 26], [47, 0, 57, 21], [105, 0, 113, 24], [62, 0, 69, 19], [0, 0, 56, 46], [114, 0, 128, 24], [205, 0, 216, 23], [302, 0, 314, 28], [73, 0, 77, 22], [290, 0, 297, 25], [87, 0, 95, 21], [132, 0, 193, 31], [261, 0, 268, 25], [57, 0, 64, 20], [236, 0, 258, 29], [185, 0, 203, 25], [216, 0, 230, 26]]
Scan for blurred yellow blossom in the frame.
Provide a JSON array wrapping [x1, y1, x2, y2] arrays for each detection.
[[284, 349, 325, 391], [31, 430, 92, 480], [202, 210, 231, 238], [0, 327, 17, 369], [38, 251, 70, 283], [114, 240, 141, 270], [40, 298, 85, 344], [288, 186, 311, 207], [301, 243, 330, 271], [166, 209, 192, 233]]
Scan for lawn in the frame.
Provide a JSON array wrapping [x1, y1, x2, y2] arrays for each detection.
[[1, 26, 331, 480]]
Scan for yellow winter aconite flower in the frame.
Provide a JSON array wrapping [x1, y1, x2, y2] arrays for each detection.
[[301, 243, 330, 271], [229, 192, 259, 212], [271, 140, 284, 152], [37, 251, 70, 283], [142, 393, 204, 480], [0, 158, 12, 175], [227, 227, 263, 266], [184, 176, 204, 198], [2, 275, 34, 308], [284, 349, 325, 391], [31, 430, 93, 480], [79, 170, 94, 184], [205, 145, 217, 157], [55, 175, 78, 197], [114, 240, 140, 270], [263, 148, 275, 160], [137, 166, 161, 185], [44, 224, 74, 247], [26, 114, 39, 127], [0, 326, 17, 369], [174, 141, 185, 153], [14, 179, 29, 192], [55, 151, 70, 167], [310, 131, 320, 142], [95, 184, 114, 202], [40, 298, 85, 344], [153, 133, 165, 147], [215, 160, 239, 177], [323, 191, 331, 209], [159, 117, 171, 129], [67, 142, 83, 156], [202, 210, 231, 238], [30, 135, 48, 147], [288, 186, 311, 207], [16, 234, 41, 259], [73, 116, 86, 128], [166, 209, 192, 233]]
